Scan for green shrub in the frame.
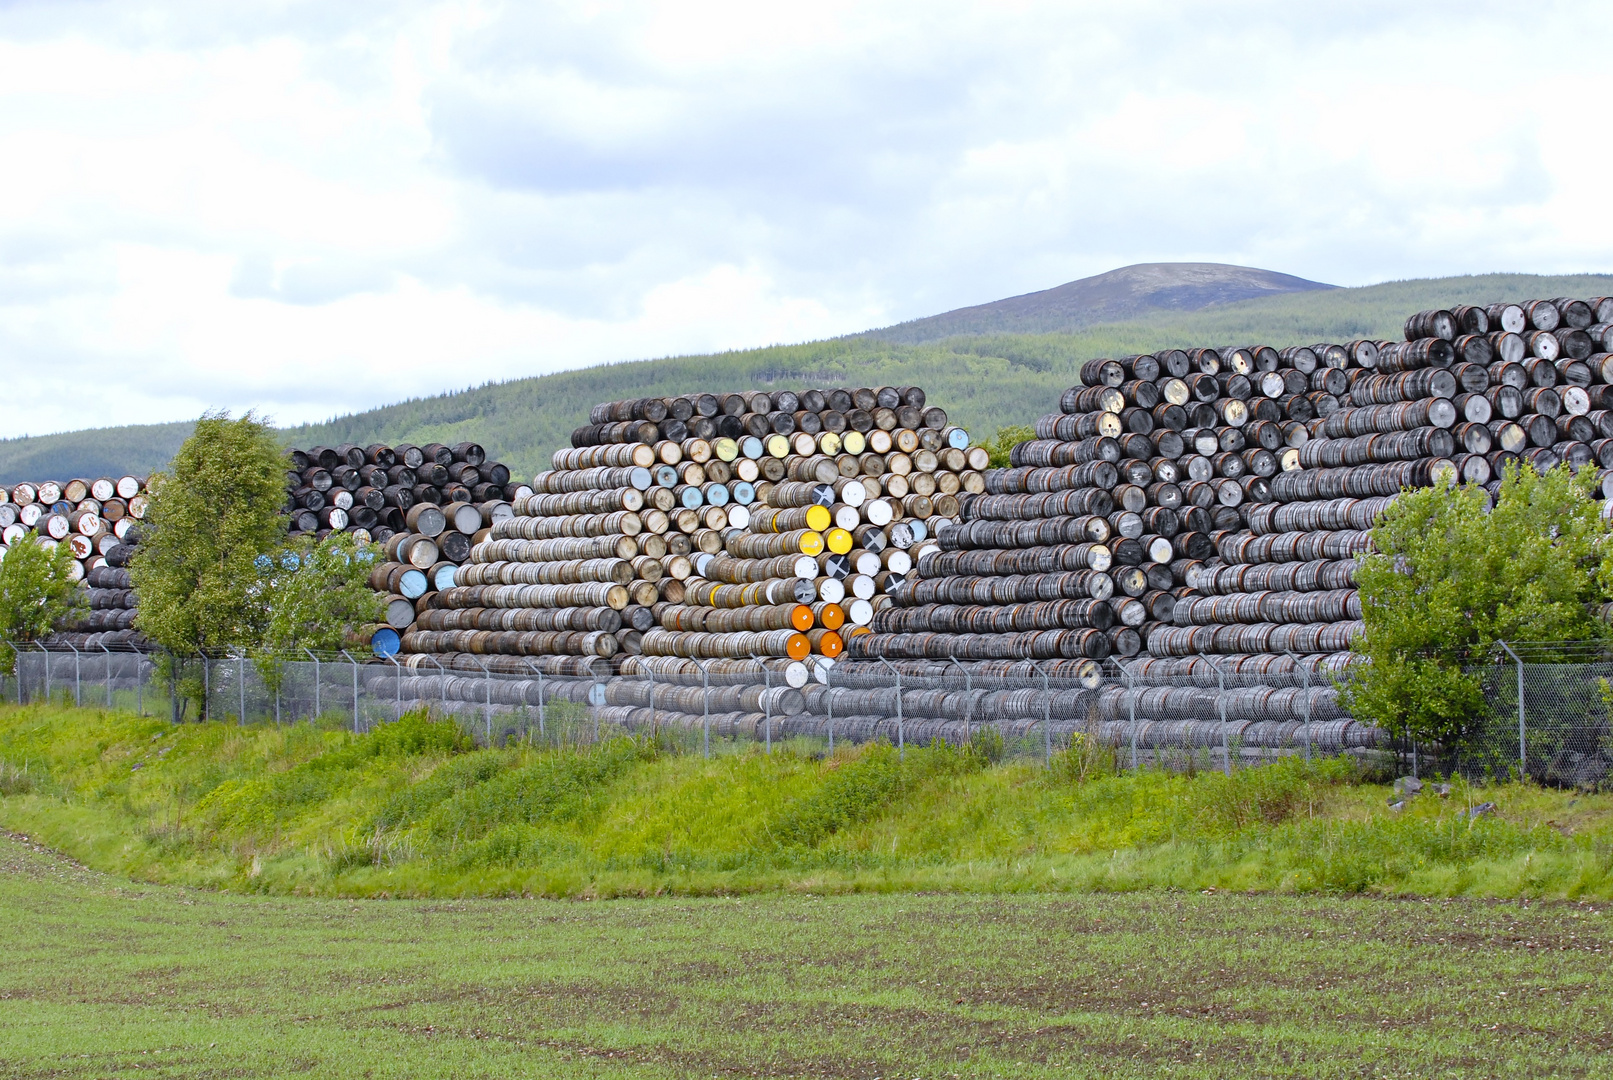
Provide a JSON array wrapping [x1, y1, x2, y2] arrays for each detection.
[[1344, 462, 1613, 743]]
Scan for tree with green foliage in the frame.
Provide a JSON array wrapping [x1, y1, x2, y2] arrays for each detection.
[[0, 538, 84, 675], [130, 410, 289, 657], [1341, 463, 1613, 744], [254, 532, 384, 691], [980, 425, 1035, 470]]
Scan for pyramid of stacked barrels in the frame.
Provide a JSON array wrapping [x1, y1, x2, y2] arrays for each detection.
[[284, 441, 531, 655], [383, 387, 989, 734], [825, 294, 1613, 753], [0, 476, 150, 650]]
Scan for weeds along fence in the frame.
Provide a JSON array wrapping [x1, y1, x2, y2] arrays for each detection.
[[8, 639, 1607, 782], [0, 641, 1385, 771]]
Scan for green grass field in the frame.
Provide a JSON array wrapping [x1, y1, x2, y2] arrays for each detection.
[[5, 703, 1613, 902], [6, 704, 1613, 1077], [3, 831, 1611, 1078]]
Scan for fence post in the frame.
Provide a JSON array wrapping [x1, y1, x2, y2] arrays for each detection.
[[389, 655, 403, 722], [431, 655, 447, 712], [520, 659, 547, 743], [304, 648, 321, 721], [1212, 657, 1232, 776], [1125, 661, 1138, 772], [136, 651, 143, 716], [476, 658, 492, 747], [826, 673, 835, 754], [1283, 651, 1309, 770], [200, 653, 208, 720], [44, 645, 51, 706], [239, 654, 247, 725], [1036, 659, 1052, 768], [877, 657, 904, 760], [1498, 640, 1527, 779], [948, 655, 971, 746], [697, 659, 712, 759], [67, 642, 81, 707], [340, 650, 360, 734], [100, 644, 113, 709], [750, 654, 772, 753]]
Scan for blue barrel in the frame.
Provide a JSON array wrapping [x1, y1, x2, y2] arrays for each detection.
[[433, 563, 458, 591], [371, 626, 401, 658], [731, 480, 756, 505], [399, 568, 428, 598]]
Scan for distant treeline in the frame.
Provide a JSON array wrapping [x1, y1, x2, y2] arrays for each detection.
[[6, 272, 1612, 484]]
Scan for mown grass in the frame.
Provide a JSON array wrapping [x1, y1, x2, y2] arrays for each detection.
[[3, 703, 1613, 901], [2, 832, 1612, 1079]]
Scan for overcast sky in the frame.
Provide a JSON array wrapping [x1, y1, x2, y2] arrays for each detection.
[[2, 0, 1610, 435]]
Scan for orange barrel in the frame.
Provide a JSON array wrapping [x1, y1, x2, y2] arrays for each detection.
[[812, 601, 846, 630], [806, 629, 843, 657]]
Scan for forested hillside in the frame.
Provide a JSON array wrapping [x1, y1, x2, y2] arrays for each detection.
[[5, 271, 1611, 483]]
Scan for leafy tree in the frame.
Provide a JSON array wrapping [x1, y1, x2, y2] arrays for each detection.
[[980, 425, 1036, 470], [1341, 463, 1613, 744], [0, 538, 84, 675], [254, 532, 384, 692], [130, 410, 288, 657]]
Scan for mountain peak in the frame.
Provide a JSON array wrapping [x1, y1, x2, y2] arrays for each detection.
[[865, 261, 1337, 344]]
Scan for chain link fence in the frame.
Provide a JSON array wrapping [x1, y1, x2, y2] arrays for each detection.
[[9, 639, 1613, 784], [0, 641, 1389, 772], [1466, 644, 1613, 787]]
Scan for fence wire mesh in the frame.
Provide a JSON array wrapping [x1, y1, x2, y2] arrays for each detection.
[[1471, 656, 1613, 787], [9, 641, 1607, 784]]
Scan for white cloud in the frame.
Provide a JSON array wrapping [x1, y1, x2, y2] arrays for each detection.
[[0, 0, 1610, 435]]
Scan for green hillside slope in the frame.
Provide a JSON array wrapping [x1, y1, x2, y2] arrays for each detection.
[[5, 272, 1611, 484], [0, 421, 195, 487]]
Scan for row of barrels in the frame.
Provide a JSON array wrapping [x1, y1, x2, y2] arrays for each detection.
[[1404, 299, 1613, 339], [287, 441, 524, 545], [796, 682, 1346, 724], [574, 386, 961, 448], [1146, 621, 1363, 657], [1, 475, 147, 584], [367, 671, 808, 716]]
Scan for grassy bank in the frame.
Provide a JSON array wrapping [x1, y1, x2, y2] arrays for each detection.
[[2, 703, 1612, 900], [3, 833, 1611, 1078]]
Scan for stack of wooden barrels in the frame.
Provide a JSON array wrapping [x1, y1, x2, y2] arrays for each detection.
[[290, 442, 531, 658], [385, 387, 993, 714], [813, 294, 1612, 749], [285, 441, 526, 545], [0, 476, 152, 651]]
